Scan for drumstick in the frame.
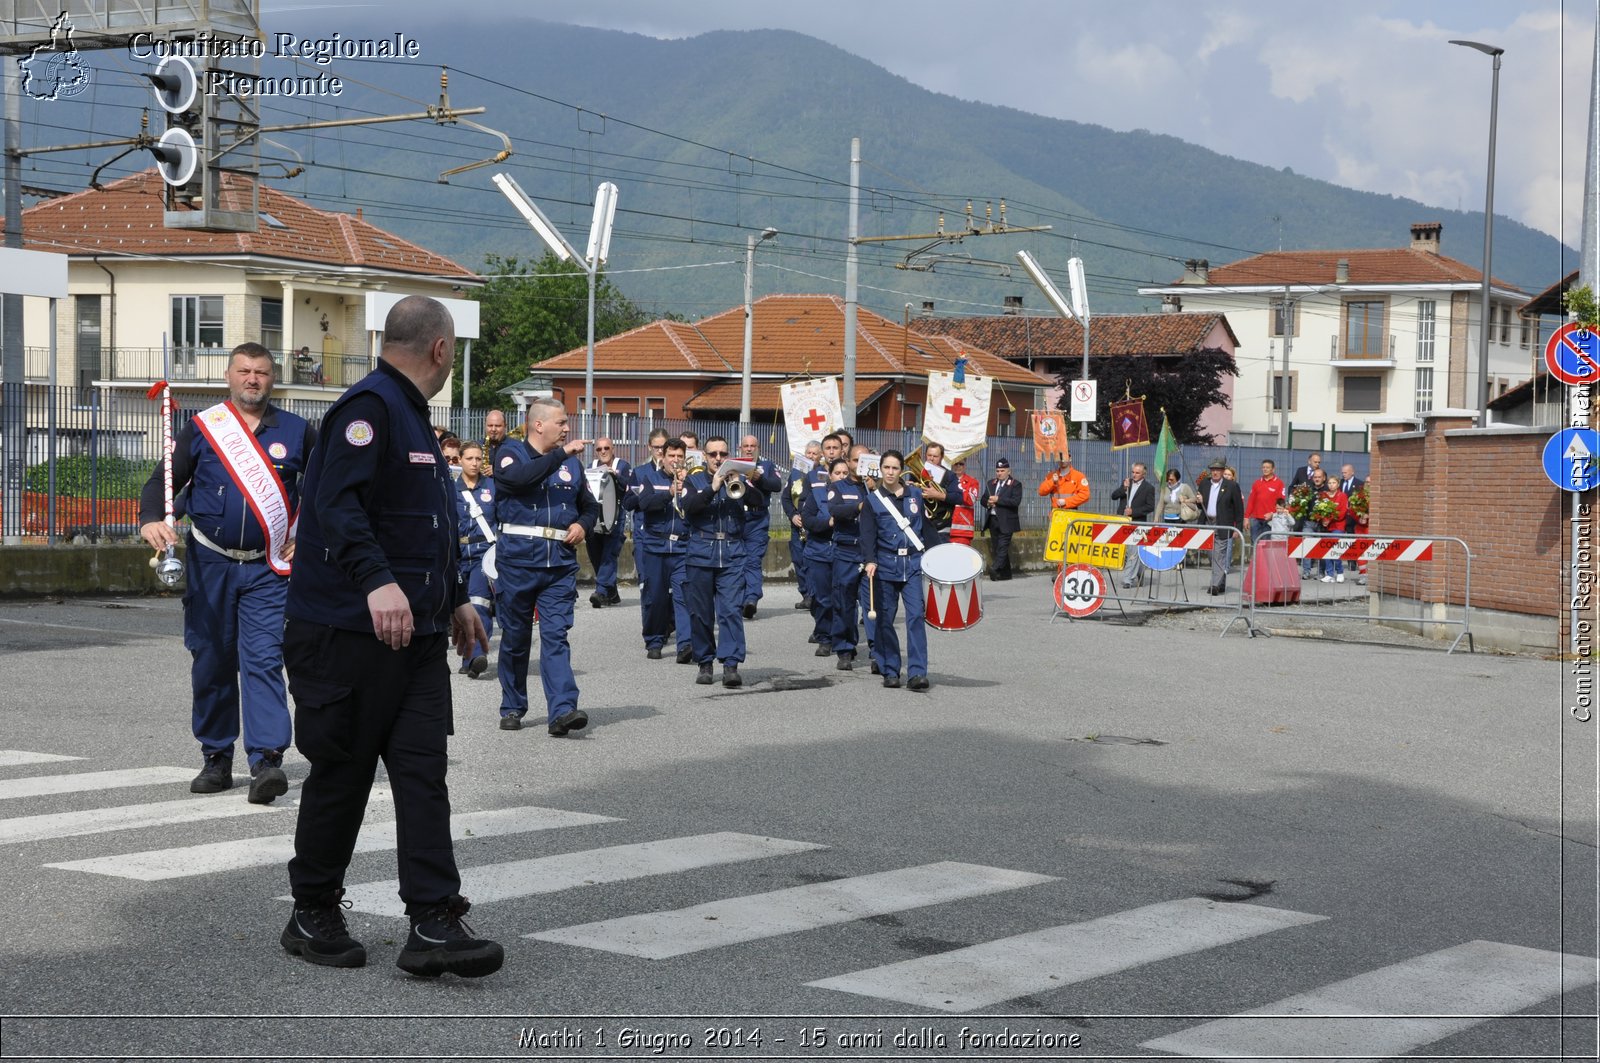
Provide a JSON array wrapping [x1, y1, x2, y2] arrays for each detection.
[[867, 566, 877, 620]]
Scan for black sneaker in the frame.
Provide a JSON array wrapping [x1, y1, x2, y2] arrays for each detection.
[[547, 709, 587, 737], [605, 591, 622, 606], [466, 654, 488, 679], [396, 896, 503, 979], [836, 652, 854, 671], [281, 889, 366, 968], [696, 663, 714, 685], [722, 665, 742, 688], [907, 675, 930, 691], [676, 647, 694, 664], [742, 602, 757, 619], [247, 756, 288, 805], [883, 674, 902, 689], [589, 592, 605, 609], [814, 643, 831, 657], [190, 753, 233, 794], [870, 660, 881, 675], [794, 599, 810, 610], [499, 713, 522, 731], [647, 646, 664, 660]]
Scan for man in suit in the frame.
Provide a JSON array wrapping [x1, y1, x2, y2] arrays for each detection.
[[1289, 453, 1324, 577], [1196, 458, 1245, 595], [1111, 462, 1156, 588], [982, 457, 1023, 580]]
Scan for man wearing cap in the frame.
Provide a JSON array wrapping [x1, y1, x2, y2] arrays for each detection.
[[1197, 458, 1245, 595], [982, 457, 1023, 580]]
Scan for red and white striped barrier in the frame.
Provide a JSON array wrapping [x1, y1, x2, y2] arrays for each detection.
[[1089, 522, 1216, 551], [1286, 536, 1433, 562]]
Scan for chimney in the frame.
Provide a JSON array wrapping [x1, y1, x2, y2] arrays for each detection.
[[1003, 295, 1023, 314], [920, 300, 935, 316], [1335, 258, 1349, 284], [355, 207, 363, 221], [1161, 294, 1183, 314], [1181, 258, 1210, 285], [1409, 221, 1442, 254]]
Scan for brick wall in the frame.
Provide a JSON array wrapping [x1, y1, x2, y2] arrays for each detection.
[[1371, 413, 1595, 635]]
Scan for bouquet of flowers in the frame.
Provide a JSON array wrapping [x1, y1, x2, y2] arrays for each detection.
[[1311, 493, 1341, 528], [1347, 485, 1370, 525], [1287, 484, 1317, 520]]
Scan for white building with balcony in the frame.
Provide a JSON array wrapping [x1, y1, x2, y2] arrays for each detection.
[[1139, 222, 1531, 450]]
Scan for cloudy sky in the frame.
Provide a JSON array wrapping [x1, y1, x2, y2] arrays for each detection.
[[263, 0, 1594, 247]]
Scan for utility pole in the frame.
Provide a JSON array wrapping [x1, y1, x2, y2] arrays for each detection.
[[2, 59, 22, 543], [843, 138, 859, 430], [1279, 285, 1294, 449]]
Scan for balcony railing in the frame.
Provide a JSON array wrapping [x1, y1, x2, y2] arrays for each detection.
[[18, 347, 370, 387], [1329, 333, 1397, 362]]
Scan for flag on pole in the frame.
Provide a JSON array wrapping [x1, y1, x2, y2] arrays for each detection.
[[1151, 410, 1179, 483], [924, 369, 992, 458], [1032, 409, 1070, 462], [779, 377, 842, 458], [1109, 397, 1150, 451]]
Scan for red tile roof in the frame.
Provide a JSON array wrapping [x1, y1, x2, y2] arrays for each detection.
[[1190, 248, 1520, 291], [539, 294, 1053, 387], [8, 170, 475, 279], [682, 381, 786, 411], [912, 312, 1238, 359]]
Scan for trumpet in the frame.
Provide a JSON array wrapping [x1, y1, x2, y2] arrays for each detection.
[[725, 473, 746, 500]]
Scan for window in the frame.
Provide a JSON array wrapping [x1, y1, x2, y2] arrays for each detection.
[[1341, 374, 1384, 413], [260, 298, 283, 361], [171, 296, 224, 374], [75, 295, 102, 394], [1414, 367, 1434, 413], [1416, 300, 1435, 363], [1344, 300, 1386, 357], [1519, 313, 1531, 349], [1498, 305, 1511, 344], [645, 397, 666, 425], [901, 402, 921, 432], [1269, 371, 1297, 412], [1270, 298, 1297, 337]]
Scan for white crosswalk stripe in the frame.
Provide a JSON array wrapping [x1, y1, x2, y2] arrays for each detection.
[[0, 791, 286, 845], [0, 751, 84, 767], [0, 767, 196, 800], [45, 804, 617, 881], [532, 861, 1057, 959], [808, 898, 1327, 1011], [1140, 940, 1598, 1061], [321, 831, 827, 918]]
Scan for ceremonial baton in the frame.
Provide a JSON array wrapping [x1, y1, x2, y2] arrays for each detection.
[[144, 369, 184, 587]]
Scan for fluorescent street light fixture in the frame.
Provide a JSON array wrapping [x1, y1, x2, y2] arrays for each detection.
[[586, 181, 620, 266], [1067, 256, 1090, 322], [1016, 250, 1076, 321], [493, 172, 581, 263]]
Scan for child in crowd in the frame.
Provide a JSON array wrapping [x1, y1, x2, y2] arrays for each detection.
[[1267, 496, 1294, 537]]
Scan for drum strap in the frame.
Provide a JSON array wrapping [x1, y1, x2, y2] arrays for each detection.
[[869, 488, 925, 552], [460, 488, 496, 543]]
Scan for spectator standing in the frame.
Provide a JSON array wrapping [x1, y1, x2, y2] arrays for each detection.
[[1038, 460, 1091, 513], [982, 457, 1023, 581], [1111, 462, 1156, 588], [1312, 469, 1350, 582], [1196, 458, 1244, 595], [1158, 468, 1199, 524], [1246, 459, 1288, 542]]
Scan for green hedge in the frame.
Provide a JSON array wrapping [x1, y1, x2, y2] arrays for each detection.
[[25, 455, 155, 500]]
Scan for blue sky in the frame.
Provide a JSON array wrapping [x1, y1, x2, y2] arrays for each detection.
[[261, 0, 1591, 245]]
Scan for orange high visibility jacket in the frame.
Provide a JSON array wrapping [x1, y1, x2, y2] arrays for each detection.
[[1038, 467, 1090, 510]]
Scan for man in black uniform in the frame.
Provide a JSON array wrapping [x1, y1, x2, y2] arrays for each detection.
[[279, 295, 502, 979]]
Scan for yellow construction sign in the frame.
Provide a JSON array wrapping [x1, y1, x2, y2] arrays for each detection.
[[1046, 510, 1127, 568]]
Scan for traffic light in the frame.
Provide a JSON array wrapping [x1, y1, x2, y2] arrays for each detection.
[[146, 56, 200, 204], [144, 54, 259, 232]]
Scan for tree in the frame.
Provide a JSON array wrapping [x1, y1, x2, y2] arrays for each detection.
[[1063, 348, 1238, 445], [455, 252, 653, 406]]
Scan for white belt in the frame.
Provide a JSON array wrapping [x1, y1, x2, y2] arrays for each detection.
[[192, 527, 266, 562], [501, 524, 568, 541]]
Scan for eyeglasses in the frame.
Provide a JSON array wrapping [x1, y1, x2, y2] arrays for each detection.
[[649, 444, 665, 450], [706, 449, 730, 457], [596, 446, 612, 451]]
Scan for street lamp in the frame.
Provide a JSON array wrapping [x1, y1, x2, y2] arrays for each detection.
[[1017, 250, 1091, 440], [1449, 38, 1503, 428], [740, 226, 778, 428]]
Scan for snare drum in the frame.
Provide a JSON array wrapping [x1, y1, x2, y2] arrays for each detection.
[[584, 468, 621, 534], [922, 542, 984, 632]]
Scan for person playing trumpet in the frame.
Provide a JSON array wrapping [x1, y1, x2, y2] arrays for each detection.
[[860, 450, 931, 690], [634, 437, 694, 662], [680, 436, 756, 688], [736, 434, 784, 620], [807, 455, 866, 671]]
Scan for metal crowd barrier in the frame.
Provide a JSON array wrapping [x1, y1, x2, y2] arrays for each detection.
[[1050, 517, 1245, 622], [1221, 531, 1475, 654]]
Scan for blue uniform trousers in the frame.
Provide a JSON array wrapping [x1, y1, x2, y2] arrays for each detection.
[[458, 558, 494, 664], [640, 550, 691, 653], [740, 518, 770, 608], [585, 529, 625, 597], [788, 527, 808, 597], [830, 557, 863, 655], [495, 562, 579, 722], [182, 554, 291, 769], [872, 574, 928, 680], [687, 563, 745, 665], [804, 545, 833, 646], [859, 565, 876, 650], [285, 622, 459, 912]]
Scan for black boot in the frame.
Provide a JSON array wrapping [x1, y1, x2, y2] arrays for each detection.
[[282, 888, 366, 968], [396, 896, 503, 978]]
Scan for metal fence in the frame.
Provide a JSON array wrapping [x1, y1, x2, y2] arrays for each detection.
[[1, 386, 1377, 542]]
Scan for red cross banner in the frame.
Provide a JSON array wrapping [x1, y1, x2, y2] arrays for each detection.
[[1032, 410, 1070, 462], [924, 369, 993, 457], [780, 377, 843, 458], [1109, 397, 1150, 451]]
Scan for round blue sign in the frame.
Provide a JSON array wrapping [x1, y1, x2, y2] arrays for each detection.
[[1542, 428, 1600, 493]]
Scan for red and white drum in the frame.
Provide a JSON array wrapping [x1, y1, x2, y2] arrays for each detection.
[[922, 542, 985, 632]]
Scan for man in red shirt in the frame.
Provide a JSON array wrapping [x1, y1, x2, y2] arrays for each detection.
[[1245, 459, 1287, 543], [947, 458, 981, 546]]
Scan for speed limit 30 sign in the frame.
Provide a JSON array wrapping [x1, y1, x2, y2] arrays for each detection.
[[1054, 563, 1107, 617]]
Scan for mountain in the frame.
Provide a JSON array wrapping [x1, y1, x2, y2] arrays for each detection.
[[27, 19, 1575, 320]]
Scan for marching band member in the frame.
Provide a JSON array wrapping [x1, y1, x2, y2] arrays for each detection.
[[585, 437, 631, 609], [737, 434, 784, 619], [860, 449, 931, 690], [681, 436, 754, 688], [918, 441, 954, 547], [800, 434, 843, 653], [823, 456, 866, 670], [850, 445, 879, 669], [628, 429, 669, 635], [490, 398, 599, 735], [635, 437, 695, 662], [452, 441, 496, 678], [782, 440, 823, 611]]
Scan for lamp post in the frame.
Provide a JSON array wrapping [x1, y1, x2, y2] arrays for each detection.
[[740, 227, 778, 429], [1449, 38, 1503, 428]]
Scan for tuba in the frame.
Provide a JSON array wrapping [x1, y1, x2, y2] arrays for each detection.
[[903, 450, 947, 522]]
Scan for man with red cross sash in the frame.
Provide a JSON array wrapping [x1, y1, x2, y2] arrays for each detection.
[[139, 343, 317, 804]]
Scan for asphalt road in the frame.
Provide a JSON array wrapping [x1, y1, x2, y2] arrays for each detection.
[[0, 577, 1595, 1062]]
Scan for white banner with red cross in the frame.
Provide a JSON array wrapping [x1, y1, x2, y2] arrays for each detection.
[[780, 377, 843, 459], [1286, 536, 1434, 562], [923, 370, 993, 458], [1088, 522, 1216, 550]]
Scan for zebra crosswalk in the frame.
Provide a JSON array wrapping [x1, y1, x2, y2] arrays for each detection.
[[4, 747, 1593, 1060]]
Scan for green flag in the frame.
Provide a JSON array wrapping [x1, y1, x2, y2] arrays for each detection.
[[1151, 411, 1180, 495]]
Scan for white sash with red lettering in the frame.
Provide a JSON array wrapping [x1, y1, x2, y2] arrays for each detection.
[[192, 401, 294, 576]]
